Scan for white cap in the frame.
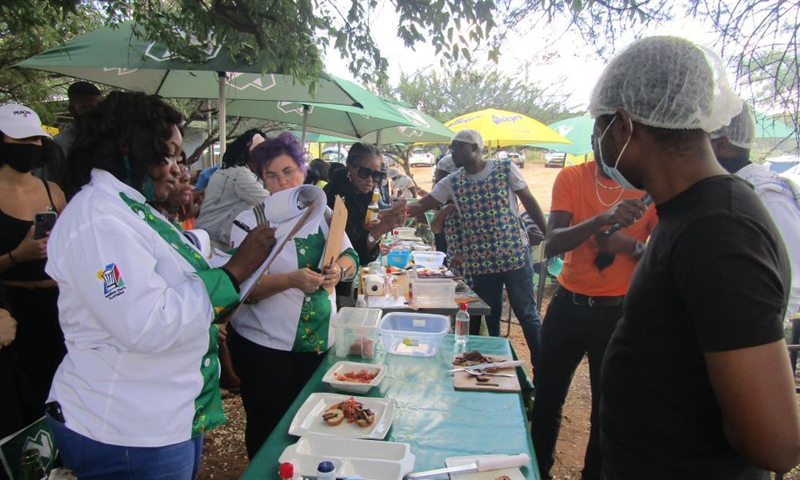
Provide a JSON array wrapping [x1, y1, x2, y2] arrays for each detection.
[[589, 36, 742, 133], [0, 103, 51, 139], [710, 101, 756, 149], [435, 154, 456, 174], [451, 129, 484, 150]]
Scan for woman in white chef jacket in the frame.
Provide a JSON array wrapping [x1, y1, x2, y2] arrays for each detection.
[[227, 132, 359, 459], [44, 92, 276, 480]]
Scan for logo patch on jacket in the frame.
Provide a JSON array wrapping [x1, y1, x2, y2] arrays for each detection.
[[97, 263, 126, 299]]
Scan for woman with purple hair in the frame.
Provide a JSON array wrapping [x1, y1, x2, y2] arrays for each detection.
[[225, 132, 359, 458]]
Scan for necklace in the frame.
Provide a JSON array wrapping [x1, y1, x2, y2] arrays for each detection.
[[595, 165, 624, 207]]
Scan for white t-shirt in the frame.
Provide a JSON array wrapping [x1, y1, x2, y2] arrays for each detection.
[[429, 159, 528, 215], [391, 175, 416, 199], [737, 163, 800, 323]]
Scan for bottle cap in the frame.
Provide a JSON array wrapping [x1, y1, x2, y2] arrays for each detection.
[[317, 461, 335, 473], [459, 302, 468, 311], [279, 462, 294, 479]]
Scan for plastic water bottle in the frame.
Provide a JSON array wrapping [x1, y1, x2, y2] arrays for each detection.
[[454, 302, 470, 350]]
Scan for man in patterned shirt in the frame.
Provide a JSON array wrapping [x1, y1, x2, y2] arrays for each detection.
[[408, 129, 547, 374]]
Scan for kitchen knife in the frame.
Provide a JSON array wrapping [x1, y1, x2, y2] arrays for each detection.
[[405, 453, 530, 479], [446, 360, 527, 374]]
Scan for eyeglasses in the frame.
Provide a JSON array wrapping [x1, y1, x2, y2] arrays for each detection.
[[179, 165, 193, 175], [353, 165, 386, 182], [449, 141, 467, 152], [264, 166, 300, 183]]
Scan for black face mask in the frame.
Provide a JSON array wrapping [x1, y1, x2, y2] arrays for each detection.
[[1, 143, 43, 173]]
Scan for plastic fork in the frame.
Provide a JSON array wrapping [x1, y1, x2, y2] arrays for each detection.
[[463, 369, 515, 378]]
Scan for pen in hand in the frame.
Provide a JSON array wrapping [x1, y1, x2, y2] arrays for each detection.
[[233, 220, 252, 233]]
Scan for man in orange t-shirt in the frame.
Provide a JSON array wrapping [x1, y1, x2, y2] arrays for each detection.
[[531, 158, 657, 480]]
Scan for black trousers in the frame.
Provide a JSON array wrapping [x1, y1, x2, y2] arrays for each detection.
[[228, 327, 325, 459], [531, 287, 622, 480]]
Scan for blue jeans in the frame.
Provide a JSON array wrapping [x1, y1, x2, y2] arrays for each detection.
[[470, 262, 542, 375], [46, 413, 203, 480]]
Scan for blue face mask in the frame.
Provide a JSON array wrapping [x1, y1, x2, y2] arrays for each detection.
[[597, 116, 637, 190]]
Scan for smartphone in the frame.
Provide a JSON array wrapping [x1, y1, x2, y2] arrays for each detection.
[[33, 211, 57, 240]]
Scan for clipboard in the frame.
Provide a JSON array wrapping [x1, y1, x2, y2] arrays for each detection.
[[217, 201, 317, 324], [321, 196, 348, 294]]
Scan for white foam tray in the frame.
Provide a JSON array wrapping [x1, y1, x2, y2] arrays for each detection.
[[279, 436, 415, 480]]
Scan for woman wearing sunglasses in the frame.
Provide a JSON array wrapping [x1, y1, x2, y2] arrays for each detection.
[[324, 143, 406, 268]]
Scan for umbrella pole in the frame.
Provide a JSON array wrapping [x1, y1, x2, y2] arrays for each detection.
[[301, 105, 310, 146], [206, 100, 212, 167], [218, 72, 227, 157], [376, 130, 382, 147]]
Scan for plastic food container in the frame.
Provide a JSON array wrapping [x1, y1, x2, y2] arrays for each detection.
[[412, 251, 446, 269], [410, 278, 456, 308], [393, 227, 416, 240], [378, 312, 449, 357], [386, 250, 412, 269], [331, 307, 383, 358], [322, 361, 386, 394]]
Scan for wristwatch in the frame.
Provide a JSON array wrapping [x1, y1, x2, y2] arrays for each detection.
[[367, 233, 378, 244], [632, 241, 645, 257]]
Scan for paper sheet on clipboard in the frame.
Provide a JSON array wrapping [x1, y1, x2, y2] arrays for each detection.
[[235, 186, 328, 301]]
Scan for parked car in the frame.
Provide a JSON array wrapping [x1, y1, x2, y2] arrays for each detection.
[[322, 147, 349, 164], [409, 149, 435, 167], [508, 152, 524, 169], [544, 151, 566, 168]]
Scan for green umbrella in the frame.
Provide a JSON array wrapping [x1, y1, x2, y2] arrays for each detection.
[[754, 111, 794, 138], [15, 22, 361, 153], [360, 99, 454, 144], [290, 131, 357, 144], [225, 79, 453, 145], [530, 116, 595, 156], [224, 77, 415, 144]]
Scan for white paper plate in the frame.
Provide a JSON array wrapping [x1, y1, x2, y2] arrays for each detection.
[[444, 455, 526, 480], [288, 392, 394, 439], [279, 436, 415, 480], [322, 361, 387, 394]]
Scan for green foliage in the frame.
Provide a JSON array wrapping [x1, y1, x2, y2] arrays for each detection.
[[388, 68, 574, 125], [1, 0, 797, 150], [0, 1, 104, 123], [0, 0, 501, 89]]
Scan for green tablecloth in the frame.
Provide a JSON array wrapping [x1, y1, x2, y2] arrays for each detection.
[[239, 335, 539, 480]]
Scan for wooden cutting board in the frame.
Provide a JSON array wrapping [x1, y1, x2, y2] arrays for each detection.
[[453, 355, 521, 393]]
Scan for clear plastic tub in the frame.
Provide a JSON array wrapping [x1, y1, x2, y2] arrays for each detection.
[[410, 278, 456, 308], [331, 307, 383, 358], [386, 250, 412, 269], [412, 251, 446, 269], [378, 312, 449, 357]]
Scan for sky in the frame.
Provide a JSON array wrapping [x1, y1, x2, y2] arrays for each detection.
[[323, 3, 721, 114]]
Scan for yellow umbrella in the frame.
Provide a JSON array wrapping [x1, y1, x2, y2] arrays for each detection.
[[445, 108, 571, 148]]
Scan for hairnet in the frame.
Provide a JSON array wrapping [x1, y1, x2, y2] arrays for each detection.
[[709, 101, 756, 149], [589, 36, 742, 132], [452, 129, 485, 150]]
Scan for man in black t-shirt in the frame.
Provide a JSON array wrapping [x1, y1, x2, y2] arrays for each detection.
[[588, 36, 800, 479]]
